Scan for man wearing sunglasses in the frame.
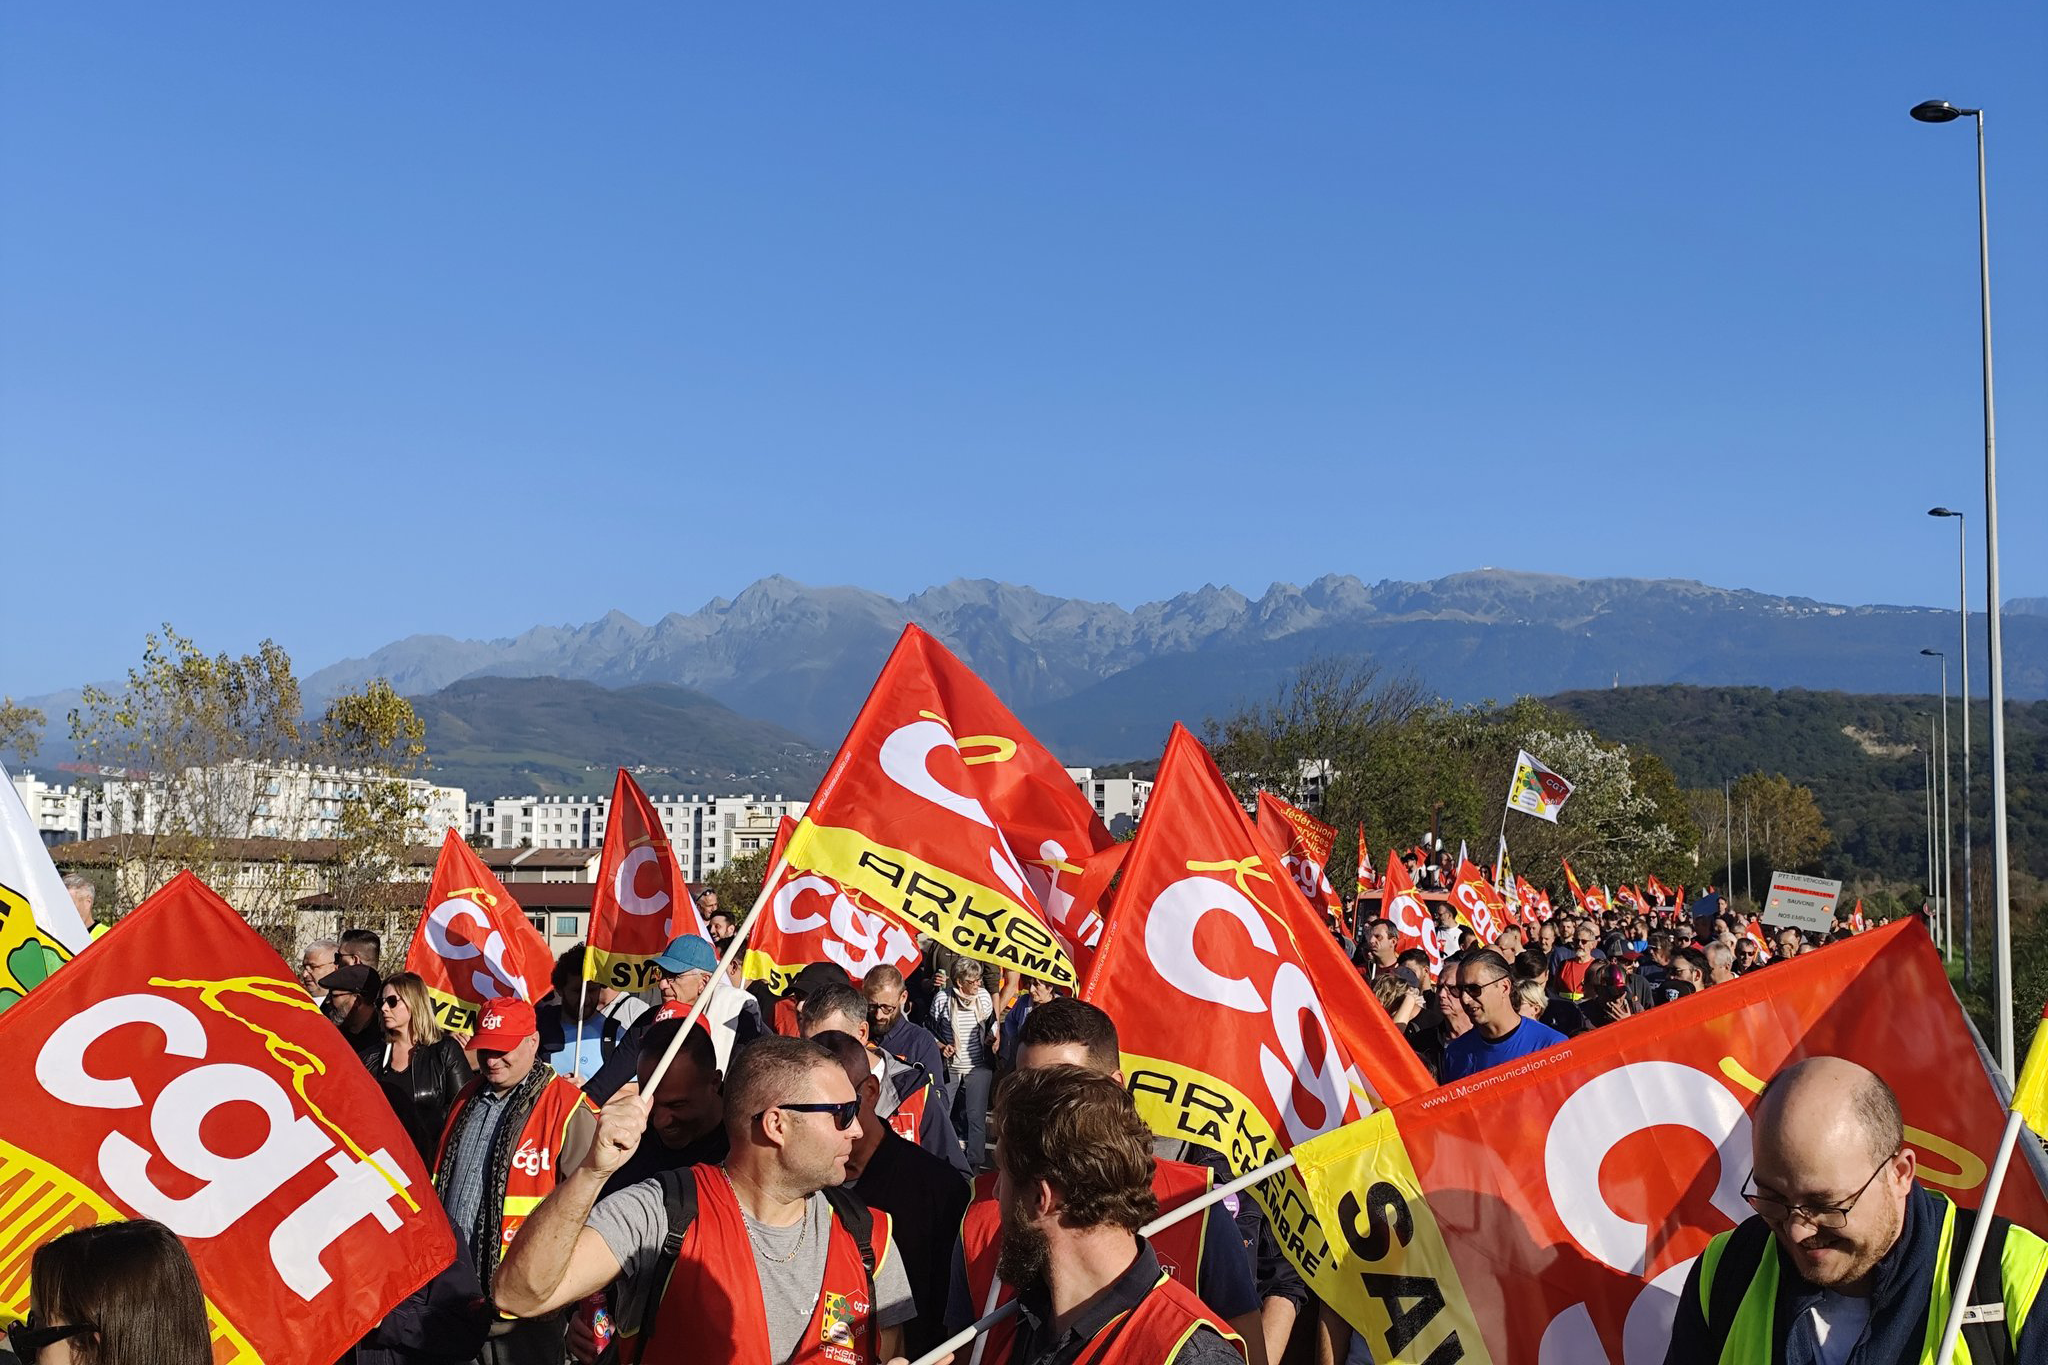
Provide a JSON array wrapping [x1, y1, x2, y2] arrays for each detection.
[[494, 1034, 919, 1364], [1437, 949, 1566, 1084], [1664, 1057, 2048, 1364]]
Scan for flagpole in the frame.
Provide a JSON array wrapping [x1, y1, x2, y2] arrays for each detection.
[[910, 1152, 1300, 1365], [639, 848, 790, 1097], [1933, 1108, 2025, 1363], [571, 977, 591, 1083]]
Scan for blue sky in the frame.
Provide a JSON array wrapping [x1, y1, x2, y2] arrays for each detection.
[[4, 3, 2043, 696]]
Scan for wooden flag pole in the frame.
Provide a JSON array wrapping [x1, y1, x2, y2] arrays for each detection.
[[911, 1152, 1298, 1365]]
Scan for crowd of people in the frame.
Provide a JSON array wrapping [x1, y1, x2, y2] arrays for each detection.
[[15, 877, 1886, 1365], [1352, 889, 1850, 1085]]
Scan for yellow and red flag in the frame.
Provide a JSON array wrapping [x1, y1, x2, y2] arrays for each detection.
[[1614, 883, 1646, 914], [746, 815, 919, 995], [1848, 898, 1867, 933], [1254, 791, 1345, 926], [404, 829, 555, 1034], [1083, 725, 1434, 1333], [1562, 859, 1611, 916], [1450, 853, 1507, 944], [0, 871, 454, 1364], [1379, 844, 1443, 972], [1294, 919, 2047, 1362], [775, 625, 1115, 989], [1355, 824, 1377, 895], [584, 768, 701, 993]]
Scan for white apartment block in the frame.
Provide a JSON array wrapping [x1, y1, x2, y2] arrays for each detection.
[[467, 791, 808, 881], [9, 770, 88, 846], [1064, 767, 1152, 837], [15, 762, 464, 846]]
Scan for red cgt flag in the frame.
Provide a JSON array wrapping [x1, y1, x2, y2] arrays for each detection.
[[405, 829, 555, 1034], [1294, 919, 2048, 1363], [1355, 823, 1377, 895], [1083, 726, 1433, 1331], [746, 816, 919, 995], [1380, 844, 1443, 972], [0, 872, 453, 1365], [781, 624, 1115, 988], [1255, 791, 1345, 926], [585, 768, 701, 994], [1450, 853, 1507, 943]]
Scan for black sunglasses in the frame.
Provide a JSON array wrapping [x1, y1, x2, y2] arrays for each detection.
[[757, 1100, 859, 1131], [379, 995, 403, 1007], [9, 1316, 95, 1363]]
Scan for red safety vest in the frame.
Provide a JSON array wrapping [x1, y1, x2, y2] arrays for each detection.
[[960, 1160, 1212, 1360], [633, 1165, 896, 1365], [1068, 1272, 1244, 1365], [434, 1074, 594, 1255], [887, 1074, 930, 1142]]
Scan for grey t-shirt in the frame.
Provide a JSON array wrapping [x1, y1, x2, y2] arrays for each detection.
[[589, 1173, 916, 1363]]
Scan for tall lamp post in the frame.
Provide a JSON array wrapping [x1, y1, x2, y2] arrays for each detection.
[[1921, 648, 1953, 961], [1910, 98, 2010, 1078], [1930, 506, 1972, 988]]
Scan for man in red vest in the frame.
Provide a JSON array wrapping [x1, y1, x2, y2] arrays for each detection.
[[800, 981, 971, 1179], [492, 1034, 920, 1363], [985, 1065, 1243, 1363], [433, 998, 598, 1365], [947, 1000, 1264, 1361]]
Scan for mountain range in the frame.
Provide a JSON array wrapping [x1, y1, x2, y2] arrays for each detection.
[[292, 569, 2048, 763]]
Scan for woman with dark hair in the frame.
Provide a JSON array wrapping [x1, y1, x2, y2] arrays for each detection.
[[375, 970, 473, 1164], [19, 1220, 210, 1365]]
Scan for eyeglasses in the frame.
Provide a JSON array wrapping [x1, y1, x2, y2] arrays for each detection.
[[1742, 1152, 1897, 1229], [757, 1099, 859, 1130], [380, 995, 403, 1008], [8, 1314, 95, 1363], [1448, 976, 1508, 998]]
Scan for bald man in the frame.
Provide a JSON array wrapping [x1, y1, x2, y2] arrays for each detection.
[[1665, 1056, 2048, 1364]]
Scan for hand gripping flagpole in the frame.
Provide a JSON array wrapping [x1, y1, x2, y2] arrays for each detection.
[[910, 1152, 1299, 1365]]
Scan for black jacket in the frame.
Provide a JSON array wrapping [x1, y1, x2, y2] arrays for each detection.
[[376, 1036, 475, 1165]]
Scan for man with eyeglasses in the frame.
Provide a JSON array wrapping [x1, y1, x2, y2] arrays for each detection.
[[1437, 949, 1567, 1084], [494, 1033, 919, 1364], [1666, 1056, 2048, 1364]]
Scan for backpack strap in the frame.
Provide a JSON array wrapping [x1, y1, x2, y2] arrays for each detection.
[[626, 1167, 699, 1362], [823, 1185, 878, 1280], [1707, 1218, 1774, 1341], [1947, 1203, 2014, 1365]]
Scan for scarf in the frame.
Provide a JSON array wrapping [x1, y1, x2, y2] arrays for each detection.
[[433, 1061, 558, 1295]]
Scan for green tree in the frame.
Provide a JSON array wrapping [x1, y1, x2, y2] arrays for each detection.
[[0, 698, 43, 766], [316, 678, 433, 946], [705, 847, 770, 913], [69, 627, 312, 933]]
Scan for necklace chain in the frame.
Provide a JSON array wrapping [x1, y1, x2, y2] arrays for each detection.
[[721, 1165, 809, 1264]]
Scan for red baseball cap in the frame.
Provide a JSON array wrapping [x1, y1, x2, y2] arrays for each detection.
[[471, 998, 537, 1051]]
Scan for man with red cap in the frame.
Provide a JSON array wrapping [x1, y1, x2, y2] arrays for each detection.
[[434, 997, 599, 1365]]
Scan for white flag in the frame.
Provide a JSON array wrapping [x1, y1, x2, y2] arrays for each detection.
[[1505, 749, 1574, 823], [1, 760, 91, 1011]]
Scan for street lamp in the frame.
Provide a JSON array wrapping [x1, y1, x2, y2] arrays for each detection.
[[1929, 506, 1972, 989], [1910, 98, 2010, 1078], [1921, 649, 1953, 962]]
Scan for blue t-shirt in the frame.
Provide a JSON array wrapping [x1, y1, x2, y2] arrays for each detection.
[[1438, 1017, 1567, 1083]]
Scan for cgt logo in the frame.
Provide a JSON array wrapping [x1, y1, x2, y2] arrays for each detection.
[[35, 989, 416, 1302], [1144, 872, 1362, 1146], [424, 896, 525, 1002], [510, 1139, 550, 1178], [773, 874, 917, 979]]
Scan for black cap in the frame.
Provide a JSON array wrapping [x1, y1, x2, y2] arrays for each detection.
[[787, 961, 850, 1000], [318, 964, 381, 997]]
